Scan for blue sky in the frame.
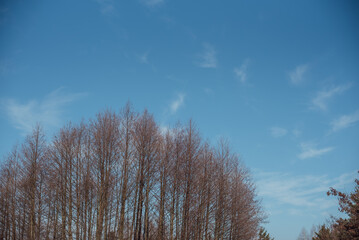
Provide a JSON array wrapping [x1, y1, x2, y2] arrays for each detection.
[[1, 0, 359, 239]]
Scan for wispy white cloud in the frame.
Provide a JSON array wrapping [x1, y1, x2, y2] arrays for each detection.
[[298, 142, 334, 160], [331, 110, 359, 132], [1, 88, 86, 134], [197, 43, 217, 68], [141, 0, 164, 7], [255, 170, 356, 210], [0, 59, 11, 75], [289, 64, 308, 85], [311, 84, 351, 111], [96, 0, 115, 15], [292, 128, 302, 137], [170, 93, 185, 114], [204, 88, 214, 95], [270, 126, 288, 138], [288, 208, 307, 216], [138, 51, 149, 64], [0, 7, 9, 13], [234, 59, 250, 83]]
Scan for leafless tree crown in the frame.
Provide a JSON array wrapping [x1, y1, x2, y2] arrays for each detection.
[[0, 105, 264, 240]]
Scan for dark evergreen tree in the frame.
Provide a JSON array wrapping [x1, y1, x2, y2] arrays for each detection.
[[258, 227, 274, 240], [312, 225, 334, 240]]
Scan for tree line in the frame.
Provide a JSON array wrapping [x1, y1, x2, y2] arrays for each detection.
[[0, 103, 264, 240], [312, 172, 359, 240], [296, 172, 359, 240]]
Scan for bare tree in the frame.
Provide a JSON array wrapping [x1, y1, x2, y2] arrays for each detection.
[[132, 110, 160, 240], [0, 106, 264, 240], [90, 111, 121, 240], [19, 125, 47, 240], [117, 103, 136, 240]]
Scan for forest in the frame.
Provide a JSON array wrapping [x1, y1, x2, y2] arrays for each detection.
[[0, 103, 264, 240]]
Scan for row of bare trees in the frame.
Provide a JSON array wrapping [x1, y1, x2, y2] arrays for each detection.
[[0, 104, 264, 240]]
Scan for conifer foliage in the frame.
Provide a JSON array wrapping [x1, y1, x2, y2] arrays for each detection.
[[0, 104, 264, 240], [258, 227, 274, 240]]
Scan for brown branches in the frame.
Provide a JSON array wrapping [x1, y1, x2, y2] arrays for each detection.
[[0, 106, 264, 240]]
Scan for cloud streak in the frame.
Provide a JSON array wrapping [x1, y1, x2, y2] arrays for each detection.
[[2, 88, 86, 134], [270, 126, 288, 138], [298, 142, 334, 160], [170, 93, 185, 114], [292, 129, 302, 137], [255, 170, 356, 210], [197, 43, 217, 68], [331, 110, 359, 132], [311, 84, 351, 111], [96, 0, 115, 15], [289, 64, 308, 85], [141, 0, 164, 7], [138, 51, 149, 64], [234, 59, 250, 83]]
